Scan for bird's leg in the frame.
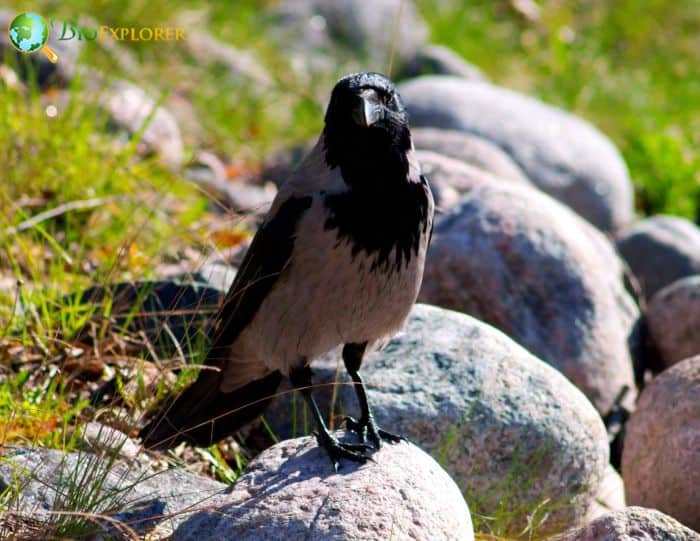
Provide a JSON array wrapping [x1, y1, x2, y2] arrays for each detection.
[[342, 342, 404, 449], [289, 364, 371, 471]]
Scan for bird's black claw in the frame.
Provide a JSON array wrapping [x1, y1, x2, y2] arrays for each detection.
[[313, 431, 372, 471], [343, 415, 404, 449], [377, 428, 404, 443]]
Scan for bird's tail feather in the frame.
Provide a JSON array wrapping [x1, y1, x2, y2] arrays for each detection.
[[140, 370, 283, 449]]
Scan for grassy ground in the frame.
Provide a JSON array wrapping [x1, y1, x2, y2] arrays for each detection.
[[1, 0, 698, 538]]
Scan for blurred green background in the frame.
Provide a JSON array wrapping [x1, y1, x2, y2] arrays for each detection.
[[3, 0, 698, 218]]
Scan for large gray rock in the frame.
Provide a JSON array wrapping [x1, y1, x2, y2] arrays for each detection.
[[647, 276, 700, 368], [183, 29, 272, 88], [399, 45, 488, 81], [80, 422, 139, 459], [267, 304, 609, 537], [586, 465, 627, 522], [553, 507, 700, 541], [411, 127, 531, 183], [419, 183, 639, 415], [622, 356, 700, 531], [173, 436, 473, 541], [617, 216, 700, 300], [0, 447, 226, 536], [416, 150, 529, 211], [100, 78, 184, 168], [270, 0, 427, 64], [398, 76, 634, 233]]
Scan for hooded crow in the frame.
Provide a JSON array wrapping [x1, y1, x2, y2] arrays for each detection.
[[140, 72, 434, 469]]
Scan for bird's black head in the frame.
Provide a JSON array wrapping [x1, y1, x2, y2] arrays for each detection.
[[323, 72, 412, 190]]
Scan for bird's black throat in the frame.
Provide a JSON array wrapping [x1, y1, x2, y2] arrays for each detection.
[[322, 124, 430, 273]]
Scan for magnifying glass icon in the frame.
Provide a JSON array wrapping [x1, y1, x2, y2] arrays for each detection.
[[8, 12, 59, 64]]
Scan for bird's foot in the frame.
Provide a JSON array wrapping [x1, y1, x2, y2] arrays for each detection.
[[343, 415, 404, 449], [313, 431, 373, 472]]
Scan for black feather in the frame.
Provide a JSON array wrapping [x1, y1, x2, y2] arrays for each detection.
[[140, 195, 312, 449], [140, 371, 283, 449], [323, 176, 432, 272], [320, 73, 431, 271], [209, 195, 313, 353]]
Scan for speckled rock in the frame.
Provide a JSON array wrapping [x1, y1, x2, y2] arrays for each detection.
[[267, 304, 609, 537], [399, 45, 488, 81], [617, 216, 700, 300], [398, 76, 634, 233], [184, 29, 272, 88], [646, 276, 700, 368], [270, 0, 427, 65], [412, 127, 531, 182], [554, 507, 700, 541], [586, 465, 627, 521], [622, 356, 700, 531], [416, 150, 528, 211], [419, 183, 639, 415], [80, 422, 139, 459], [172, 436, 473, 541], [0, 447, 226, 536], [100, 78, 184, 168]]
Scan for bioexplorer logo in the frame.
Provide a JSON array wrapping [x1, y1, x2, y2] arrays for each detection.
[[7, 12, 185, 64], [49, 18, 186, 42], [8, 13, 58, 63]]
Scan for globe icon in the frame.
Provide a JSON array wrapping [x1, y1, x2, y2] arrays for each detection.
[[8, 12, 58, 63]]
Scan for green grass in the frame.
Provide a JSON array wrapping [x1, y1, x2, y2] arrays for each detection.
[[0, 60, 211, 460], [0, 0, 698, 538]]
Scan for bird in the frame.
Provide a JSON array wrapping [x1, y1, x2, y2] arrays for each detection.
[[140, 72, 434, 470]]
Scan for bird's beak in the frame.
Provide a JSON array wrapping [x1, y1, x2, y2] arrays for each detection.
[[352, 89, 384, 128]]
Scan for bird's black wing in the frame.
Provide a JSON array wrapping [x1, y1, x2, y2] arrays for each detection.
[[207, 194, 313, 363], [140, 194, 313, 448]]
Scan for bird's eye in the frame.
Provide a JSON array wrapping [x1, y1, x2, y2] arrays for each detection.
[[386, 95, 396, 108]]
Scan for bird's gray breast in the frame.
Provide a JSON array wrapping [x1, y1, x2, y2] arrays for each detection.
[[233, 185, 433, 375]]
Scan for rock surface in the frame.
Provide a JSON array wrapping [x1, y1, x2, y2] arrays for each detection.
[[270, 0, 427, 65], [0, 447, 226, 536], [398, 76, 633, 233], [419, 183, 639, 415], [412, 127, 531, 183], [80, 422, 139, 459], [587, 465, 627, 521], [622, 356, 700, 531], [267, 304, 609, 537], [99, 78, 184, 168], [416, 150, 528, 211], [617, 216, 700, 300], [184, 29, 272, 88], [646, 275, 700, 368], [173, 435, 473, 541], [399, 45, 488, 81], [554, 507, 700, 541]]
